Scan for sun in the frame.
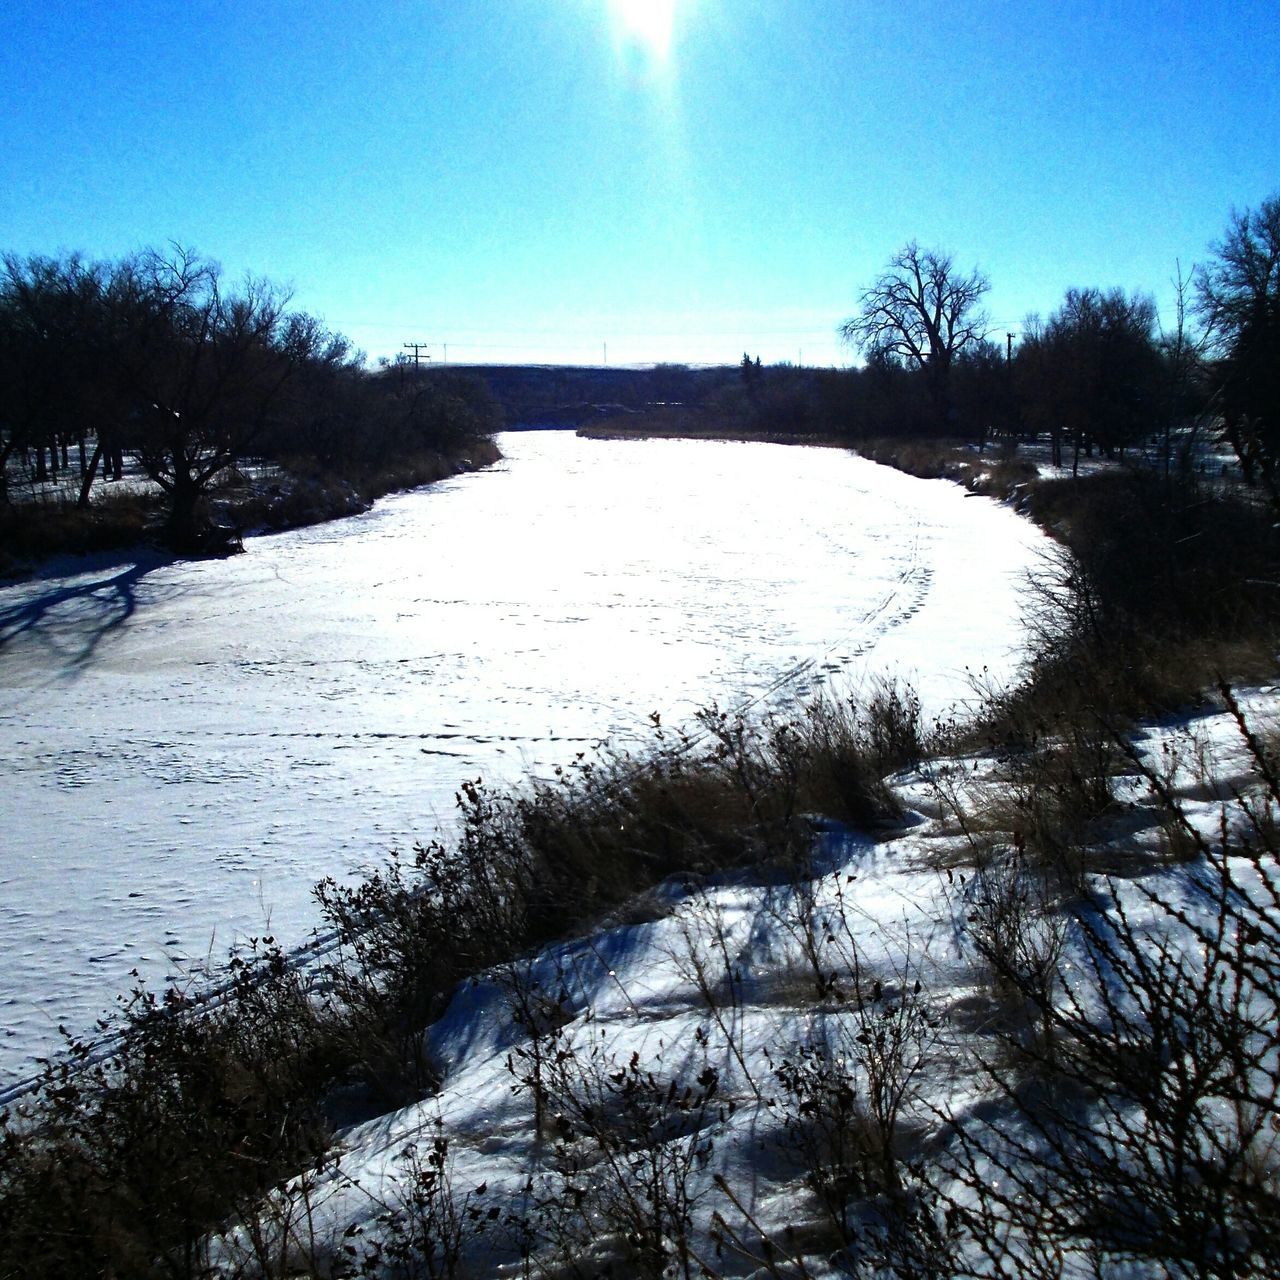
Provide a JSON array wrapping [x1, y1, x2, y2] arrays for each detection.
[[609, 0, 678, 61]]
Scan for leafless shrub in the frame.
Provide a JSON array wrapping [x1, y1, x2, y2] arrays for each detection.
[[671, 895, 765, 1104], [512, 1028, 731, 1280], [0, 937, 338, 1280], [778, 688, 917, 825], [862, 677, 927, 776], [759, 860, 950, 1276], [315, 851, 461, 1100], [771, 966, 935, 1199], [213, 1153, 338, 1279], [962, 844, 1066, 1059], [709, 1174, 819, 1280], [693, 708, 811, 865], [767, 1003, 960, 1280], [352, 1134, 499, 1280], [943, 695, 1280, 1278], [500, 958, 576, 1141]]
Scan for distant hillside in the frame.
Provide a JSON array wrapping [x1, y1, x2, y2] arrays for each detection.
[[465, 363, 736, 427]]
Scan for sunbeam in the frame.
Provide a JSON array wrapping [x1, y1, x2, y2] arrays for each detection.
[[609, 0, 678, 62]]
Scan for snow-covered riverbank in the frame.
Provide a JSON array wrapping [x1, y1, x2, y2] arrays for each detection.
[[208, 686, 1280, 1278]]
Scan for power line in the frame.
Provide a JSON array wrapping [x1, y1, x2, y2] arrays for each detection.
[[334, 318, 847, 340]]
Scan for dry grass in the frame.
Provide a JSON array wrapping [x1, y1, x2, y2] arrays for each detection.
[[855, 437, 977, 481], [0, 489, 158, 572]]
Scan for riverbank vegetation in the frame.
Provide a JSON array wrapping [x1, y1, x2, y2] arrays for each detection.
[[0, 247, 500, 572], [584, 195, 1277, 511]]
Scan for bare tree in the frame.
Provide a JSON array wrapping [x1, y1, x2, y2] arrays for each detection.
[[111, 247, 310, 550], [840, 242, 990, 433], [1195, 194, 1280, 505], [1196, 195, 1280, 346], [0, 253, 118, 501], [1157, 261, 1211, 478], [1017, 286, 1163, 475]]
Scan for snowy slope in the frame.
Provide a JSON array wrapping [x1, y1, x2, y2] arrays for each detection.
[[210, 689, 1280, 1278]]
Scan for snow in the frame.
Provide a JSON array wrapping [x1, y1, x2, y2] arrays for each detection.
[[0, 432, 1049, 1085], [207, 692, 1280, 1278], [7, 432, 1274, 1273]]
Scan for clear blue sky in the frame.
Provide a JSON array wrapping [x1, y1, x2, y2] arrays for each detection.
[[1, 1, 1276, 367]]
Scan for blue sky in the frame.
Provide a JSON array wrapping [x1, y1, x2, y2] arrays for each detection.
[[1, 1, 1276, 367]]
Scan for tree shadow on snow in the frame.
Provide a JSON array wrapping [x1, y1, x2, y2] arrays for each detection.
[[0, 548, 184, 669]]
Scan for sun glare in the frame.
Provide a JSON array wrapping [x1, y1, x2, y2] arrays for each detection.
[[609, 0, 678, 61]]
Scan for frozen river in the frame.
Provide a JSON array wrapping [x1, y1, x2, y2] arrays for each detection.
[[0, 432, 1047, 1084]]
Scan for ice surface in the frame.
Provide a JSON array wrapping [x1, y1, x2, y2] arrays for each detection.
[[0, 432, 1047, 1082]]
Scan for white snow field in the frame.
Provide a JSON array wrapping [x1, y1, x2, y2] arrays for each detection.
[[0, 432, 1048, 1083]]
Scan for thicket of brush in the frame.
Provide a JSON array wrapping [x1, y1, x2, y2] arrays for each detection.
[[917, 469, 1280, 1276], [937, 687, 1280, 1278], [0, 438, 503, 577], [0, 486, 159, 573]]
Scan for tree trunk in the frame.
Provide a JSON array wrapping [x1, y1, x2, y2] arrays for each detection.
[[78, 442, 103, 509], [1226, 420, 1256, 485], [166, 474, 205, 552]]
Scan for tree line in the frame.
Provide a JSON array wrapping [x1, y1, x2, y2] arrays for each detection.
[[4, 195, 1277, 552], [0, 246, 499, 551], [712, 193, 1278, 500]]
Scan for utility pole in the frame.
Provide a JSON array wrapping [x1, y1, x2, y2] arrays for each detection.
[[403, 341, 431, 369], [1004, 333, 1016, 446]]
